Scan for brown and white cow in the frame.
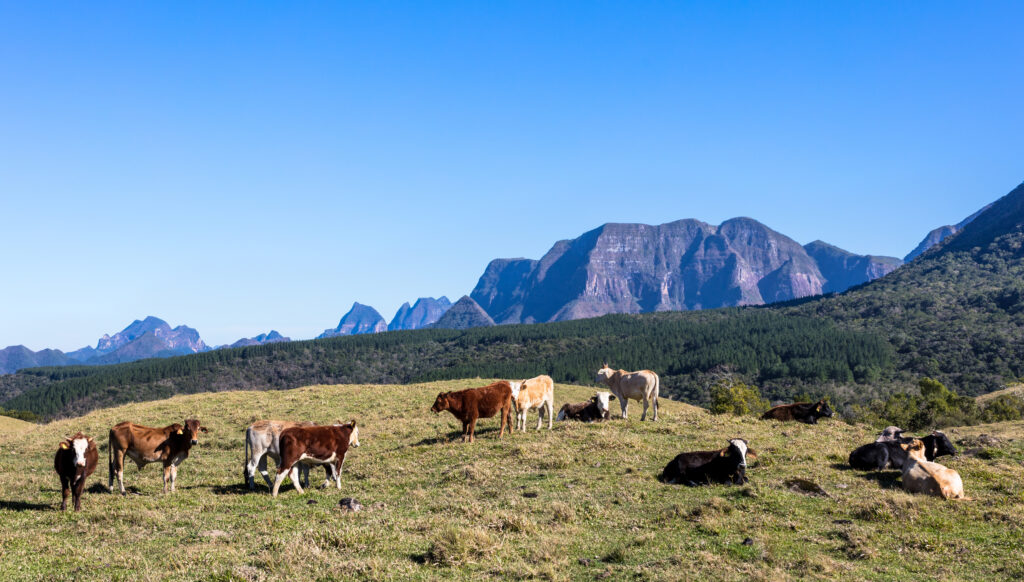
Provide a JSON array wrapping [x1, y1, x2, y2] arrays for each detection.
[[245, 420, 326, 491], [557, 391, 615, 422], [899, 439, 965, 499], [271, 422, 360, 497], [108, 418, 207, 494], [430, 381, 513, 442], [509, 375, 555, 431], [596, 364, 660, 421], [54, 432, 99, 511]]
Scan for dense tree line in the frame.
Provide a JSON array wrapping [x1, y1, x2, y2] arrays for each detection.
[[1, 310, 892, 419]]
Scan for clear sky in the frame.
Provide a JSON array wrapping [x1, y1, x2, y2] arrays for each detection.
[[1, 2, 1022, 351]]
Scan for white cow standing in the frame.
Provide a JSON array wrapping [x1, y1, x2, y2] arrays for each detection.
[[596, 364, 660, 421], [509, 375, 555, 431], [245, 420, 326, 490]]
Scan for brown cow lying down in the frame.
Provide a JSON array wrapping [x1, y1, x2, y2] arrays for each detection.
[[431, 381, 512, 442], [761, 400, 834, 424], [556, 391, 615, 422], [272, 422, 360, 497], [54, 432, 98, 511], [108, 418, 208, 494], [900, 439, 965, 499], [661, 439, 755, 486]]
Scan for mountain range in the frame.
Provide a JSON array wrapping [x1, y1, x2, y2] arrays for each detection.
[[0, 207, 991, 376]]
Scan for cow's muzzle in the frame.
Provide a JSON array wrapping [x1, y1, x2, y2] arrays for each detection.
[[191, 439, 199, 445]]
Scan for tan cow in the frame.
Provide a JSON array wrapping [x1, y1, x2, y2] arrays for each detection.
[[509, 375, 555, 431], [899, 439, 965, 499], [108, 419, 207, 494], [596, 364, 659, 421]]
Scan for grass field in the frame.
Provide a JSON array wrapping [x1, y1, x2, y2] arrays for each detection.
[[0, 380, 1022, 581], [0, 415, 36, 440]]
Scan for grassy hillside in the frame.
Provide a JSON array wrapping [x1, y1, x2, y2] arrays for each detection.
[[977, 383, 1024, 405], [1, 380, 1022, 581], [0, 415, 36, 440]]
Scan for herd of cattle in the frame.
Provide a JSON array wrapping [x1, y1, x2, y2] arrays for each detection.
[[50, 364, 969, 512]]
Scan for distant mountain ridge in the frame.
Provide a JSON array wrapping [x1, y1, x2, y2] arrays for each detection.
[[471, 218, 903, 324], [430, 296, 495, 330], [0, 316, 210, 375], [389, 297, 452, 331], [904, 204, 993, 261], [318, 303, 388, 338], [227, 331, 290, 349]]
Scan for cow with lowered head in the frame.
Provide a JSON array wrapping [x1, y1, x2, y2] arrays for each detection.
[[661, 439, 755, 486], [430, 381, 512, 443], [54, 432, 99, 511], [108, 418, 208, 494], [761, 400, 834, 424]]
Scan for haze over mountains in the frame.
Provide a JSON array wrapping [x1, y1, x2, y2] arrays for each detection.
[[0, 210, 988, 375]]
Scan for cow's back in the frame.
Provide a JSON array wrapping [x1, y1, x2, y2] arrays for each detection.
[[762, 405, 796, 421], [516, 375, 553, 408], [469, 382, 512, 417], [281, 425, 350, 460]]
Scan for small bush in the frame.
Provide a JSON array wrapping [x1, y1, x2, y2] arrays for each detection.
[[709, 379, 769, 416]]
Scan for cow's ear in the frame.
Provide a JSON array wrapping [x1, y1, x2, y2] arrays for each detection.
[[199, 426, 209, 433], [746, 448, 758, 459], [349, 419, 357, 428], [719, 449, 728, 457], [609, 394, 616, 400], [59, 441, 69, 449]]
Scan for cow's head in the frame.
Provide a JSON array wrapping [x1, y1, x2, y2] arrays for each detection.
[[348, 420, 360, 448], [876, 426, 904, 443], [508, 381, 523, 401], [60, 433, 93, 468], [726, 438, 752, 467], [431, 393, 449, 414], [181, 418, 208, 445], [815, 400, 834, 418], [594, 391, 614, 416], [595, 364, 614, 386], [930, 430, 957, 458], [900, 438, 927, 461]]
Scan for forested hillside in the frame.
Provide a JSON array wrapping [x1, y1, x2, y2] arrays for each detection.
[[1, 310, 892, 419]]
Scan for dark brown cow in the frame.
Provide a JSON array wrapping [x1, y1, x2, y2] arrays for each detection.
[[53, 432, 99, 511], [430, 381, 513, 442], [272, 422, 360, 497], [761, 400, 834, 424], [108, 418, 208, 494]]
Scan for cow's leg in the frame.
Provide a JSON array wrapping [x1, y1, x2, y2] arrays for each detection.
[[547, 400, 554, 430], [169, 465, 178, 493], [272, 468, 289, 497], [535, 405, 544, 431], [335, 459, 345, 489], [113, 449, 127, 495], [619, 396, 629, 419], [469, 417, 478, 443], [73, 475, 87, 511], [163, 464, 172, 494], [498, 407, 508, 439], [641, 397, 649, 422], [300, 464, 311, 489], [289, 466, 304, 494], [60, 476, 70, 511], [246, 452, 262, 490]]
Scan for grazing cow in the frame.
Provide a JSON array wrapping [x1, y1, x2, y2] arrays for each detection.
[[108, 418, 208, 494], [272, 422, 360, 497], [430, 381, 513, 442], [661, 439, 755, 486], [509, 375, 555, 431], [556, 391, 615, 422], [760, 400, 834, 424], [848, 430, 957, 471], [245, 420, 330, 490], [595, 364, 660, 421], [899, 439, 965, 499], [53, 432, 98, 511]]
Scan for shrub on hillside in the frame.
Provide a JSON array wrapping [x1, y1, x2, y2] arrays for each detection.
[[709, 379, 769, 416], [849, 378, 1024, 430]]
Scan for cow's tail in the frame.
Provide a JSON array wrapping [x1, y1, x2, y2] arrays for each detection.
[[107, 433, 114, 491], [653, 374, 660, 418], [243, 427, 252, 484]]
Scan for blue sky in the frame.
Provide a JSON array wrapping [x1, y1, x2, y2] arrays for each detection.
[[1, 2, 1022, 351]]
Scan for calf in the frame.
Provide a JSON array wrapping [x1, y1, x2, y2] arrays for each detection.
[[108, 418, 208, 494], [246, 420, 330, 491], [761, 400, 834, 424], [510, 375, 555, 431], [53, 432, 98, 511], [272, 422, 360, 497], [430, 381, 512, 442], [848, 430, 957, 470], [661, 439, 754, 486], [900, 439, 965, 499], [556, 391, 615, 422]]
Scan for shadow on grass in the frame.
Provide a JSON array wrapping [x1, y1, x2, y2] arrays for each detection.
[[857, 471, 902, 490], [86, 483, 110, 494], [0, 499, 52, 511], [209, 483, 253, 495], [830, 463, 854, 471], [409, 426, 510, 448]]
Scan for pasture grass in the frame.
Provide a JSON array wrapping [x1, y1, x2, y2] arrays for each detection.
[[0, 415, 36, 440], [0, 380, 1022, 581]]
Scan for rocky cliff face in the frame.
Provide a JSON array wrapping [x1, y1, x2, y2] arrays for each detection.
[[430, 296, 495, 330], [93, 316, 208, 355], [388, 297, 452, 331], [472, 218, 903, 324], [318, 303, 388, 338], [804, 241, 904, 294]]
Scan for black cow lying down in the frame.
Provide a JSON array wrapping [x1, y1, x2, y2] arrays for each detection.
[[848, 430, 957, 470], [661, 439, 755, 486]]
